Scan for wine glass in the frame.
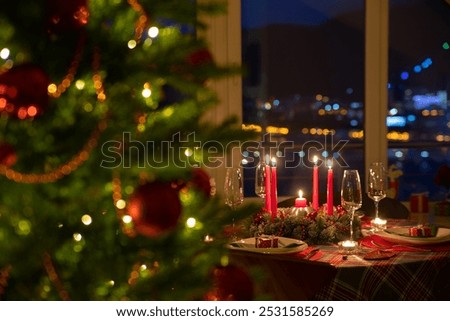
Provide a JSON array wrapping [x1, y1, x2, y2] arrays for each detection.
[[224, 167, 244, 240], [367, 162, 387, 229], [340, 169, 362, 251], [254, 158, 266, 199]]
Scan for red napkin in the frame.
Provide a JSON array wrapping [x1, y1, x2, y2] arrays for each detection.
[[295, 247, 323, 260]]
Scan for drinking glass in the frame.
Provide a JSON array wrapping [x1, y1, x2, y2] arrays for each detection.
[[254, 158, 266, 199], [367, 162, 387, 221], [224, 167, 244, 210], [224, 167, 244, 240], [340, 169, 362, 251]]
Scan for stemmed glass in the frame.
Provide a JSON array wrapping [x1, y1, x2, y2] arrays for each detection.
[[224, 167, 244, 240], [368, 162, 387, 229], [339, 169, 362, 252], [254, 157, 266, 200]]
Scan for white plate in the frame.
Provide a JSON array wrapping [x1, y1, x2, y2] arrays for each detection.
[[377, 227, 450, 245], [227, 237, 308, 254]]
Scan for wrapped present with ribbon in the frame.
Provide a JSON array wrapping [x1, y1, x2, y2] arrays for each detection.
[[410, 192, 429, 213]]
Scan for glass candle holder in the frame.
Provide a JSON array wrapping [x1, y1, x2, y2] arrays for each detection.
[[338, 240, 358, 254]]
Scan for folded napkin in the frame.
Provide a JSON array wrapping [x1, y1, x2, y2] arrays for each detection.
[[360, 234, 450, 252], [294, 247, 323, 260]]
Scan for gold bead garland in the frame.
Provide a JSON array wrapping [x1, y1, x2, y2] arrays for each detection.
[[128, 0, 149, 42], [48, 33, 86, 98], [42, 252, 71, 300], [0, 118, 107, 183]]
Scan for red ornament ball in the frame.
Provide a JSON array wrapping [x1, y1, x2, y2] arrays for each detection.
[[0, 143, 17, 167], [0, 64, 50, 119], [205, 265, 254, 301], [171, 168, 213, 198], [189, 168, 212, 198], [46, 0, 90, 34], [128, 181, 182, 238], [187, 48, 214, 66]]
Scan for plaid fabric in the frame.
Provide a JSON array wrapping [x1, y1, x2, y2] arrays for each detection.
[[308, 244, 450, 300]]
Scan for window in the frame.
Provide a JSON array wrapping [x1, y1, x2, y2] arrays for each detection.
[[203, 0, 449, 202]]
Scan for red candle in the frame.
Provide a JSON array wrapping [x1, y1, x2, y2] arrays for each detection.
[[270, 157, 278, 219], [312, 156, 319, 211], [295, 190, 307, 208], [327, 160, 334, 215], [264, 163, 271, 213]]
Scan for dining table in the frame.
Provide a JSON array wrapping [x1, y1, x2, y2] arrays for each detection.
[[228, 216, 450, 301]]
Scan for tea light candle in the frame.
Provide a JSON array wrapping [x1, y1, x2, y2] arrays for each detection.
[[338, 239, 358, 254], [371, 217, 387, 230], [295, 190, 307, 208]]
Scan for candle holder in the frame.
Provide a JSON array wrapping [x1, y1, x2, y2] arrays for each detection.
[[370, 217, 387, 231], [291, 206, 314, 217], [338, 240, 359, 254]]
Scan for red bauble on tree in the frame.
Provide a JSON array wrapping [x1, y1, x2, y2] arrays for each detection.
[[128, 181, 182, 238], [46, 0, 90, 34], [172, 167, 213, 198], [204, 265, 254, 301], [0, 64, 50, 119], [0, 143, 17, 167], [189, 168, 213, 198]]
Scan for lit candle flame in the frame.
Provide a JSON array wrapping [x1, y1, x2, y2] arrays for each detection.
[[271, 157, 276, 167], [313, 155, 318, 165], [298, 190, 303, 198], [327, 158, 333, 169]]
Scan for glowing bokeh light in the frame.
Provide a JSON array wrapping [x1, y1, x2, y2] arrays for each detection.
[[0, 48, 10, 59], [148, 26, 159, 38], [186, 217, 196, 228], [81, 214, 92, 225]]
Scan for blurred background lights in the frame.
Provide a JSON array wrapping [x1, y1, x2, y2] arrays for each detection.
[[148, 26, 159, 38], [0, 48, 10, 59], [81, 214, 92, 225], [413, 65, 422, 73], [127, 40, 137, 49], [115, 199, 126, 209], [75, 80, 85, 90], [420, 151, 429, 158], [400, 71, 409, 80], [186, 217, 196, 228], [142, 87, 151, 98], [122, 215, 132, 224], [73, 233, 82, 242], [394, 150, 404, 158], [443, 41, 449, 50]]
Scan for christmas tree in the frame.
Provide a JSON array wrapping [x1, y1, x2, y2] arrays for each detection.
[[0, 0, 258, 300]]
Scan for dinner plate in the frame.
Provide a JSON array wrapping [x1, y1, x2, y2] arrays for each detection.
[[376, 226, 450, 245], [226, 237, 308, 254]]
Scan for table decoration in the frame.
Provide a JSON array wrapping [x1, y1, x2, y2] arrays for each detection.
[[295, 189, 307, 208], [248, 205, 361, 245], [338, 240, 358, 254], [227, 236, 307, 254], [362, 226, 450, 245], [338, 169, 362, 253], [312, 156, 319, 211], [270, 157, 278, 218], [326, 160, 334, 215]]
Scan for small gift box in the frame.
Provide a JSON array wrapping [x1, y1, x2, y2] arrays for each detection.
[[255, 234, 278, 248], [434, 201, 450, 216], [410, 193, 429, 213]]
